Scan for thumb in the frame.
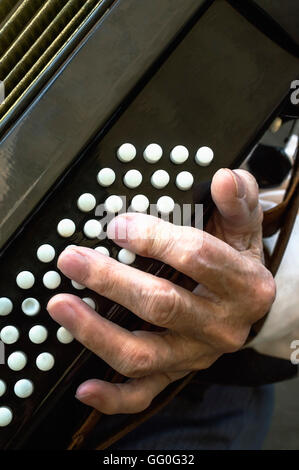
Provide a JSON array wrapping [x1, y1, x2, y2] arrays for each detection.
[[210, 168, 263, 253]]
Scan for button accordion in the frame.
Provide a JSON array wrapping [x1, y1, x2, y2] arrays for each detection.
[[0, 0, 298, 449]]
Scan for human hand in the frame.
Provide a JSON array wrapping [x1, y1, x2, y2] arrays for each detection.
[[47, 169, 276, 414]]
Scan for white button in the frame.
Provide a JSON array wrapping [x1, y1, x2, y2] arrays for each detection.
[[151, 170, 170, 189], [117, 143, 136, 162], [29, 325, 48, 344], [0, 407, 13, 427], [57, 327, 74, 344], [83, 219, 102, 239], [36, 353, 55, 371], [0, 326, 19, 345], [71, 280, 85, 290], [105, 195, 123, 214], [123, 169, 143, 189], [176, 171, 194, 191], [0, 297, 13, 316], [37, 244, 55, 263], [131, 194, 150, 213], [57, 219, 76, 238], [170, 145, 189, 164], [143, 144, 163, 163], [156, 196, 175, 215], [43, 271, 61, 290], [97, 168, 116, 187], [21, 298, 40, 316], [82, 297, 96, 310], [16, 271, 35, 290], [0, 380, 7, 397], [14, 379, 34, 398], [77, 193, 96, 213], [195, 146, 214, 166], [94, 246, 110, 256], [7, 351, 27, 371], [118, 249, 136, 265]]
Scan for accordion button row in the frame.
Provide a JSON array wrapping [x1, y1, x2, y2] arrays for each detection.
[[5, 352, 55, 372], [0, 324, 73, 345], [97, 168, 196, 191], [117, 143, 214, 166]]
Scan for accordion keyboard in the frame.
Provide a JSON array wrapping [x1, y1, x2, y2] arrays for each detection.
[[0, 126, 216, 445]]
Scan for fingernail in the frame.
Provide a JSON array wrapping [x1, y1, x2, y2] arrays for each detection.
[[232, 170, 246, 198], [107, 215, 129, 242], [58, 248, 88, 282], [75, 383, 90, 400]]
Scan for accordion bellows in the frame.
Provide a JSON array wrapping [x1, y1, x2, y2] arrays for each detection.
[[0, 0, 106, 121]]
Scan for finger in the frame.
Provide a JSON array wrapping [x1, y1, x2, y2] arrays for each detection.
[[57, 247, 218, 333], [210, 169, 263, 252], [106, 213, 242, 292], [75, 371, 186, 415], [47, 294, 192, 377]]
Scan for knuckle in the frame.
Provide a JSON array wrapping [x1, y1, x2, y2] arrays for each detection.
[[192, 355, 218, 370], [133, 395, 153, 413], [215, 331, 246, 353], [220, 331, 247, 353], [260, 272, 276, 309], [134, 235, 155, 258], [178, 231, 206, 272], [120, 346, 155, 378], [202, 321, 246, 354], [77, 320, 100, 352], [139, 229, 174, 259], [99, 265, 113, 291], [96, 261, 118, 294], [144, 280, 182, 328], [251, 269, 276, 319]]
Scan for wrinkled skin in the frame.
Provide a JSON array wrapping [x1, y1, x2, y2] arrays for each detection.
[[47, 168, 276, 414]]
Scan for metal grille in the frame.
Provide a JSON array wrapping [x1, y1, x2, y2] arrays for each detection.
[[0, 0, 106, 122]]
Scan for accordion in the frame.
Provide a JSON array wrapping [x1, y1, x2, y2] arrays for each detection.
[[0, 0, 298, 449]]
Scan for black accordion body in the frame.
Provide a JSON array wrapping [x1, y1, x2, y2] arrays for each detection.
[[0, 0, 298, 449]]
